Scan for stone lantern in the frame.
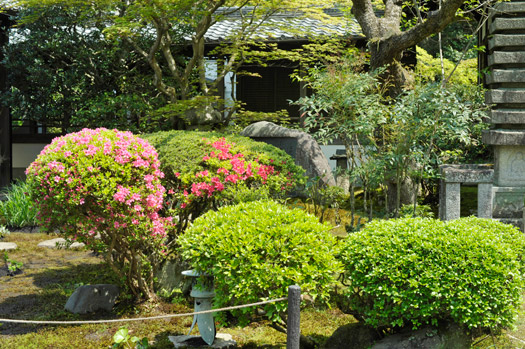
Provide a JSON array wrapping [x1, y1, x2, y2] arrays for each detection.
[[181, 269, 216, 345]]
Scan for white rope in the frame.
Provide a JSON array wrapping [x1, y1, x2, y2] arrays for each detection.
[[0, 297, 288, 325]]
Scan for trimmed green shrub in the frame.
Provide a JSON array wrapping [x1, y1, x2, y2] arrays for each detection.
[[26, 128, 173, 300], [142, 130, 306, 233], [178, 200, 341, 326], [340, 217, 525, 331], [0, 180, 38, 228]]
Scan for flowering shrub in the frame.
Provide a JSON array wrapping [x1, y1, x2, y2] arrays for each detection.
[[142, 131, 305, 234], [26, 128, 173, 300], [179, 200, 341, 326]]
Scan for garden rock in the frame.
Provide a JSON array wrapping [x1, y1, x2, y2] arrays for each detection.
[[240, 121, 336, 186], [155, 258, 192, 296], [0, 242, 17, 251], [168, 333, 236, 348], [322, 322, 379, 349], [37, 238, 85, 249], [65, 284, 119, 314], [371, 323, 471, 349]]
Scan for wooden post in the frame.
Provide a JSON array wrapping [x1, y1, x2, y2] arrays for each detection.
[[287, 285, 301, 349]]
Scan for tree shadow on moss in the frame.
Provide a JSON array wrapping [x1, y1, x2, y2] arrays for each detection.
[[0, 262, 120, 336]]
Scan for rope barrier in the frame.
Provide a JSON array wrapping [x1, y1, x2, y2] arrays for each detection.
[[0, 297, 288, 325]]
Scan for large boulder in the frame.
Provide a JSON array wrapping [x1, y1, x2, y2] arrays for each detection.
[[241, 121, 336, 186], [323, 322, 471, 349], [65, 284, 119, 314]]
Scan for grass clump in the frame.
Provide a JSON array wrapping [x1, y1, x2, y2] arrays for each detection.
[[0, 180, 38, 228]]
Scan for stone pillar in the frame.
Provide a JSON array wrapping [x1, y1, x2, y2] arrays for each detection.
[[481, 1, 525, 227], [439, 165, 494, 221], [440, 182, 461, 221]]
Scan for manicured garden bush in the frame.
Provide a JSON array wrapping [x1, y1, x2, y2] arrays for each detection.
[[142, 130, 305, 233], [178, 200, 341, 326], [0, 180, 38, 228], [340, 217, 525, 331], [26, 128, 173, 300]]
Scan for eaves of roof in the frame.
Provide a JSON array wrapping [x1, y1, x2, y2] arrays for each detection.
[[203, 8, 364, 44]]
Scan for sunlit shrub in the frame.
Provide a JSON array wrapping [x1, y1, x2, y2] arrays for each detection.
[[340, 217, 525, 331], [26, 128, 173, 300]]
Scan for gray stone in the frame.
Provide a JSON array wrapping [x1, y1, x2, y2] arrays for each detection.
[[478, 183, 493, 219], [485, 90, 525, 105], [489, 109, 525, 124], [65, 284, 119, 314], [155, 258, 191, 296], [322, 322, 379, 349], [240, 121, 336, 186], [37, 238, 85, 249], [494, 145, 525, 186], [371, 324, 470, 349], [492, 1, 525, 14], [486, 69, 525, 85], [491, 186, 525, 218], [0, 242, 17, 251], [490, 18, 525, 34], [168, 333, 236, 348], [439, 182, 461, 221], [489, 35, 525, 50], [488, 51, 525, 66], [438, 165, 494, 221], [439, 164, 493, 184], [483, 130, 525, 146]]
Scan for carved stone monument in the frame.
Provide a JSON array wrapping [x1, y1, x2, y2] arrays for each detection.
[[480, 0, 525, 227]]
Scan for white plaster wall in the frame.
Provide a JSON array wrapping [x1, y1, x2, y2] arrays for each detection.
[[320, 145, 345, 173], [13, 143, 46, 168]]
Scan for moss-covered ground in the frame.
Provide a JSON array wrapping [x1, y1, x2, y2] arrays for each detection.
[[0, 232, 353, 348]]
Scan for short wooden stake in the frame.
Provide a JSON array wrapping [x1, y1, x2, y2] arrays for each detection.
[[287, 285, 301, 349]]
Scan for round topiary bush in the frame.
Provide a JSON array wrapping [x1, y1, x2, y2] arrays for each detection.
[[142, 130, 306, 233], [178, 200, 341, 326], [340, 217, 525, 331], [26, 128, 173, 300]]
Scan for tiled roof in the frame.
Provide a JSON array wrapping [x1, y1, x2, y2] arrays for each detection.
[[203, 7, 363, 44]]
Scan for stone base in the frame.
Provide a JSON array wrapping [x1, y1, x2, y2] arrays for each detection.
[[493, 218, 522, 231], [492, 186, 525, 218], [168, 334, 236, 348]]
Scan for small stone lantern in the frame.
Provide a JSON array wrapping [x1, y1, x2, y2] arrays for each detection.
[[181, 269, 216, 345]]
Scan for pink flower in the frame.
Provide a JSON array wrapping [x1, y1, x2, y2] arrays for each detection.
[[225, 174, 239, 183], [113, 186, 130, 203]]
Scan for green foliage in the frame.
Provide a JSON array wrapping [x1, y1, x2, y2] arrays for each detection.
[[228, 109, 291, 132], [142, 130, 306, 233], [0, 180, 38, 228], [178, 200, 341, 326], [3, 252, 23, 275], [0, 225, 9, 239], [303, 176, 346, 224], [399, 204, 434, 218], [26, 128, 173, 300], [340, 217, 525, 331], [112, 326, 149, 349], [415, 46, 478, 85], [3, 5, 167, 133], [418, 20, 480, 62]]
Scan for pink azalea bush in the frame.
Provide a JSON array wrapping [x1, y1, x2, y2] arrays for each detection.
[[25, 128, 173, 300], [145, 133, 304, 234]]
